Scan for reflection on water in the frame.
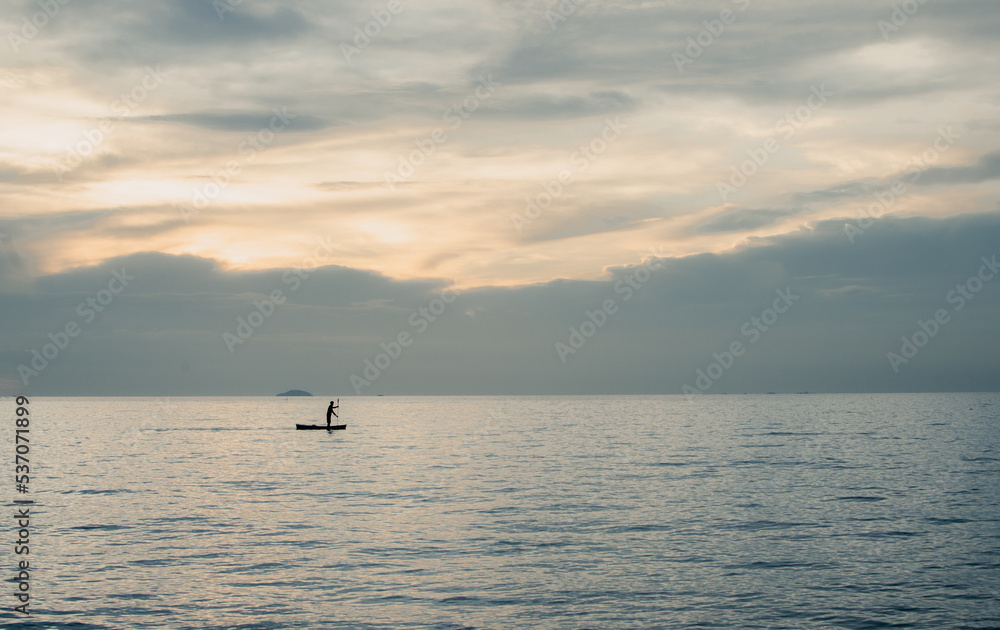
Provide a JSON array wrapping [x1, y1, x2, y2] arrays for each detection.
[[4, 394, 998, 629]]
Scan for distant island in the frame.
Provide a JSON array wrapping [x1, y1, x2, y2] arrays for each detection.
[[277, 390, 312, 396]]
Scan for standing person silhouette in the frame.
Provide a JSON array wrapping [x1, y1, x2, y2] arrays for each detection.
[[326, 400, 339, 428]]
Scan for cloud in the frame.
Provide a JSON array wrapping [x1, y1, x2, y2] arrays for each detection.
[[918, 151, 1000, 186], [486, 90, 638, 120], [136, 112, 331, 133], [3, 0, 1000, 304], [59, 0, 313, 61], [2, 214, 997, 395], [694, 208, 803, 234]]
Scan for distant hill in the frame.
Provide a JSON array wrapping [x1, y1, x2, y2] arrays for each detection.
[[277, 390, 312, 396]]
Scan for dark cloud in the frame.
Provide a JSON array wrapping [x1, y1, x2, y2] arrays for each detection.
[[137, 111, 330, 132], [793, 152, 1000, 208], [2, 214, 998, 395], [488, 90, 638, 120], [56, 0, 313, 63], [493, 0, 998, 107], [0, 164, 68, 186], [694, 208, 803, 234], [918, 151, 1000, 186], [517, 200, 662, 243], [0, 211, 110, 249], [793, 180, 879, 205]]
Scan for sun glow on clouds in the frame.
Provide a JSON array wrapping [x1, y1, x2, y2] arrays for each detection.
[[356, 219, 411, 245], [850, 40, 942, 74], [1, 1, 998, 287]]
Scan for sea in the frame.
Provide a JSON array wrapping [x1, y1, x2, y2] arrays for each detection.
[[2, 393, 998, 629]]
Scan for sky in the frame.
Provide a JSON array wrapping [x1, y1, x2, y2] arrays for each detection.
[[1, 0, 998, 395]]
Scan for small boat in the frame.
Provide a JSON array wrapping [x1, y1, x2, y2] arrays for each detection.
[[296, 424, 347, 430]]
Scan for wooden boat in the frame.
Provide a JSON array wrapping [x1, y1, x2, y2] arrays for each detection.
[[296, 424, 347, 430]]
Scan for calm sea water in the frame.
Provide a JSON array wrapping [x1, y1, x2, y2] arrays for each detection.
[[3, 394, 998, 629]]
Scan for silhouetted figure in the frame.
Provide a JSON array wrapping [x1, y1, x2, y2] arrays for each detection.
[[326, 400, 339, 427]]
